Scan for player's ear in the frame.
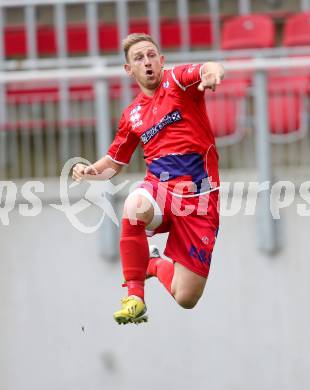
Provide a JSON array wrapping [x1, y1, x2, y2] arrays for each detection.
[[160, 54, 165, 68], [124, 63, 132, 76]]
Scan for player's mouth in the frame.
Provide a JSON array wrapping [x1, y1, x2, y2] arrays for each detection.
[[146, 69, 154, 78]]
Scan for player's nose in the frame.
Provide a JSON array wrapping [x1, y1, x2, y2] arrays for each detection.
[[144, 56, 151, 65]]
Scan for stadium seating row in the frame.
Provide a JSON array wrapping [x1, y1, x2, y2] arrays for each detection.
[[222, 12, 310, 49], [4, 16, 212, 57], [2, 12, 310, 145], [2, 12, 310, 57], [5, 72, 310, 145]]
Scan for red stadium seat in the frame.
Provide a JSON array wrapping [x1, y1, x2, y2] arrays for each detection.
[[283, 12, 310, 47], [98, 24, 119, 52], [67, 24, 88, 54], [129, 19, 150, 35], [189, 16, 212, 47], [160, 19, 181, 48], [205, 78, 249, 146], [221, 14, 275, 50], [4, 26, 27, 57], [268, 75, 308, 142], [37, 26, 57, 55]]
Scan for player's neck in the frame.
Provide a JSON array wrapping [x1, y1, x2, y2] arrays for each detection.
[[139, 84, 157, 97], [138, 70, 164, 97]]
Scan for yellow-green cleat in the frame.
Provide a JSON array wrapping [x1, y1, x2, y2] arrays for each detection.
[[113, 296, 148, 325]]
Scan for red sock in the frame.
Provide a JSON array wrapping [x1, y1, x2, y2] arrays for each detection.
[[147, 257, 174, 295], [120, 219, 149, 300]]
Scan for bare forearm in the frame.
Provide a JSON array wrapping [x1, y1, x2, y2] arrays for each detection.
[[72, 155, 123, 182], [91, 155, 123, 178]]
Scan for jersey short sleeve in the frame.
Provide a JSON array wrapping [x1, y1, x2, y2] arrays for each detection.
[[107, 113, 140, 165], [171, 63, 203, 92]]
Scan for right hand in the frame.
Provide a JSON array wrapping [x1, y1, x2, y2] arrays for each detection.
[[72, 163, 98, 182]]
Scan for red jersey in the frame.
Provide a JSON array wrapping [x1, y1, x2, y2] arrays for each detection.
[[107, 64, 220, 196]]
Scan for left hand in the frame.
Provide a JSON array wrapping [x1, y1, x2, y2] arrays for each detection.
[[197, 62, 224, 92]]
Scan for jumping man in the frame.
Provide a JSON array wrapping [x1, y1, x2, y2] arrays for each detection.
[[72, 33, 224, 324]]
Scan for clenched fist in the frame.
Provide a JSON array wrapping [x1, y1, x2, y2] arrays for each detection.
[[72, 163, 98, 182]]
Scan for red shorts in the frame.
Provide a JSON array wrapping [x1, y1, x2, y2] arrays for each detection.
[[132, 180, 220, 278]]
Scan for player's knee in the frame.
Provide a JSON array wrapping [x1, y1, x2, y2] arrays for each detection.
[[123, 194, 153, 225], [174, 291, 201, 309]]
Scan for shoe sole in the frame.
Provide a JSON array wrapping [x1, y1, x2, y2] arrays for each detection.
[[115, 314, 148, 325]]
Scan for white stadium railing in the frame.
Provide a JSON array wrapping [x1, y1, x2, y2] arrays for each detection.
[[0, 56, 309, 181]]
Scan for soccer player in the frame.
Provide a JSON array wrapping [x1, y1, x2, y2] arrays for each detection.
[[72, 33, 224, 325]]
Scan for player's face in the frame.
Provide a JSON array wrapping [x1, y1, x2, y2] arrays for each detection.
[[124, 41, 165, 93]]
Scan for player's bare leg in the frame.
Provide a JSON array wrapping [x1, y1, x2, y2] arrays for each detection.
[[147, 247, 207, 309], [171, 263, 207, 309]]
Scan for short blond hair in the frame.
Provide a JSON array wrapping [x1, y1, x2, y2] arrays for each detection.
[[123, 33, 160, 61]]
